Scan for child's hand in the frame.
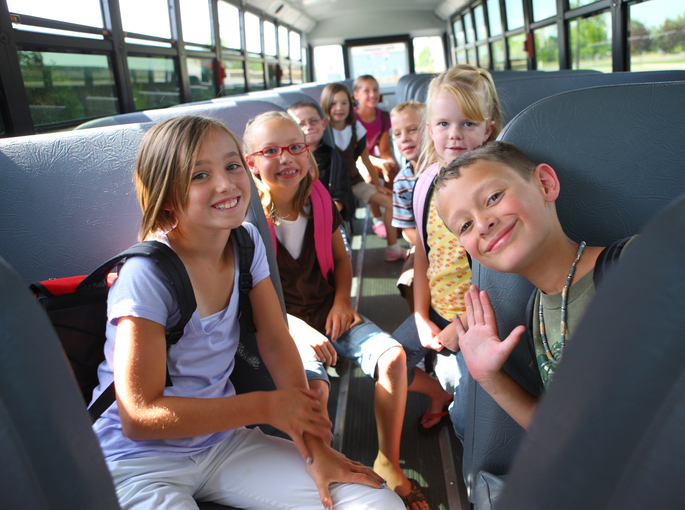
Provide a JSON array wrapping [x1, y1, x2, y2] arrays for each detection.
[[375, 183, 391, 195], [268, 387, 331, 459], [381, 159, 400, 180], [455, 286, 526, 385], [415, 313, 444, 351], [308, 333, 338, 368], [304, 438, 388, 510], [325, 302, 362, 343], [436, 320, 460, 352]]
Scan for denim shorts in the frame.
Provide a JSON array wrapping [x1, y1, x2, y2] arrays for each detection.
[[333, 315, 402, 379]]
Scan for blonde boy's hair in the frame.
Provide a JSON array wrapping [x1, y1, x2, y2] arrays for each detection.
[[243, 110, 320, 224], [390, 100, 426, 121], [417, 64, 503, 177], [135, 115, 247, 241], [320, 82, 356, 127]]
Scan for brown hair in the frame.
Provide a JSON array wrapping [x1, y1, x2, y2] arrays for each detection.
[[353, 75, 379, 92], [243, 111, 319, 224], [417, 64, 503, 176], [320, 82, 356, 127], [135, 115, 246, 241], [434, 141, 536, 198]]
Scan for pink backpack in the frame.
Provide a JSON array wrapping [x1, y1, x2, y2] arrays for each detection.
[[269, 179, 335, 282], [412, 162, 440, 255]]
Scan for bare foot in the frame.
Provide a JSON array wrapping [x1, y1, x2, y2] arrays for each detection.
[[419, 390, 453, 430]]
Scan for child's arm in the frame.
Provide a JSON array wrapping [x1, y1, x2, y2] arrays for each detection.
[[359, 146, 390, 195], [401, 227, 417, 245], [376, 130, 400, 178], [455, 286, 537, 429], [325, 227, 362, 342], [412, 233, 444, 350]]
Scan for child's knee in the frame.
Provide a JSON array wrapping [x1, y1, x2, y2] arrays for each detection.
[[377, 346, 407, 377]]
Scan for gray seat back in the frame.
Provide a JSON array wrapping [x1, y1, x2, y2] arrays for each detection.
[[464, 80, 685, 501], [500, 193, 685, 509]]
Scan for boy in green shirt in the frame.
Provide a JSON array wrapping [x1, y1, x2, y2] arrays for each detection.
[[434, 141, 628, 429]]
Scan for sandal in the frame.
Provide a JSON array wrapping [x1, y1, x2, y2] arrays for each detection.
[[400, 480, 430, 510], [417, 398, 452, 435]]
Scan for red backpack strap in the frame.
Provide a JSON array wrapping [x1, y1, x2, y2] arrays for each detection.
[[412, 162, 441, 249], [310, 179, 335, 281]]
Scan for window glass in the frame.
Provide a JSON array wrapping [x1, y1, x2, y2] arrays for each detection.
[[492, 39, 506, 70], [314, 45, 344, 82], [534, 24, 559, 70], [507, 32, 527, 70], [456, 48, 467, 64], [119, 0, 171, 39], [7, 0, 103, 28], [349, 42, 408, 86], [128, 56, 179, 109], [532, 0, 557, 22], [18, 51, 118, 130], [264, 21, 277, 56], [179, 0, 212, 46], [292, 64, 303, 84], [218, 1, 241, 49], [221, 59, 245, 95], [454, 18, 466, 47], [281, 63, 291, 85], [244, 12, 262, 54], [474, 5, 488, 41], [569, 11, 612, 72], [569, 0, 601, 9], [464, 12, 475, 44], [279, 26, 289, 58], [487, 0, 503, 37], [413, 36, 447, 74], [267, 62, 279, 88], [290, 32, 302, 60], [248, 61, 265, 90], [187, 57, 216, 101], [477, 44, 491, 68], [505, 0, 525, 31], [629, 0, 685, 71], [467, 47, 477, 64]]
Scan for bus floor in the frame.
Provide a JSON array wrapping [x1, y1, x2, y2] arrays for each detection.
[[326, 206, 470, 510]]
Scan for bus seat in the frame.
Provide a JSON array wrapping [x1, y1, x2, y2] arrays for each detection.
[[0, 254, 121, 509], [464, 80, 685, 505], [499, 192, 685, 510]]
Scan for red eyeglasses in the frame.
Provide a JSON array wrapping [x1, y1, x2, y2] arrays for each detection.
[[249, 143, 309, 158]]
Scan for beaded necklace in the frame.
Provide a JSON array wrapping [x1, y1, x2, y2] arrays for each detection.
[[538, 241, 586, 364]]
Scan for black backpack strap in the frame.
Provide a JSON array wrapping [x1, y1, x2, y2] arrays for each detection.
[[593, 237, 631, 288], [231, 226, 256, 334], [87, 241, 196, 422]]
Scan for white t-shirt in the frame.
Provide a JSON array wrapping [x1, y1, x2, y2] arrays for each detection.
[[332, 120, 367, 152], [274, 204, 311, 260], [92, 223, 270, 461]]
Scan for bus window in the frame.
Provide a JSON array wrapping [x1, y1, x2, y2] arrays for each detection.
[[220, 59, 246, 95], [119, 0, 171, 40], [264, 21, 277, 56], [187, 57, 216, 101], [248, 61, 266, 90], [477, 43, 490, 69], [128, 55, 180, 109], [290, 32, 302, 60], [535, 24, 560, 71], [487, 0, 503, 37], [7, 0, 103, 28], [532, 0, 557, 22], [508, 33, 527, 70], [349, 42, 408, 86], [244, 12, 262, 54], [218, 1, 241, 50], [413, 36, 446, 74], [505, 0, 525, 31], [492, 39, 506, 70], [314, 45, 345, 82], [569, 11, 612, 72], [179, 0, 212, 47], [18, 51, 119, 131], [629, 0, 685, 72], [279, 26, 289, 58]]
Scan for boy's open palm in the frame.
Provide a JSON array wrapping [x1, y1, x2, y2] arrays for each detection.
[[456, 286, 526, 384]]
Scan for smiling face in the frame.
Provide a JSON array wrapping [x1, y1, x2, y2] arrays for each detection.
[[437, 160, 560, 275], [245, 118, 310, 195], [289, 105, 326, 149], [428, 89, 495, 165], [173, 127, 250, 235], [391, 109, 423, 165], [354, 78, 380, 110], [329, 90, 351, 128]]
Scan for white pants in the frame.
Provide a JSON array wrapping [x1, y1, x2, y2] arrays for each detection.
[[108, 427, 403, 510]]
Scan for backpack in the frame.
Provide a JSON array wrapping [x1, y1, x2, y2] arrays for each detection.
[[31, 225, 258, 422], [268, 179, 335, 284], [412, 162, 440, 257]]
